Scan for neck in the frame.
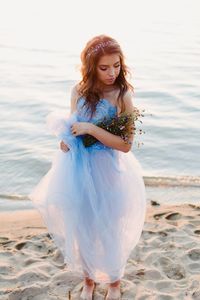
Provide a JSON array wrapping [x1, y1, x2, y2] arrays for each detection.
[[96, 82, 117, 93]]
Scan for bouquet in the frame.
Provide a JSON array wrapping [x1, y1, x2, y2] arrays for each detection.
[[82, 107, 145, 148]]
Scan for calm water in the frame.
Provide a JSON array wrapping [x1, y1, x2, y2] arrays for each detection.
[[0, 0, 200, 210]]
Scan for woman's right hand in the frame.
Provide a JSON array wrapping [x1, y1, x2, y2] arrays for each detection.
[[60, 140, 70, 152]]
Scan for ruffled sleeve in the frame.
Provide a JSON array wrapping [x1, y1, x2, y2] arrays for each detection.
[[45, 111, 78, 150]]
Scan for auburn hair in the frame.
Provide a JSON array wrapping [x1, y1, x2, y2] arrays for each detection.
[[77, 34, 134, 118]]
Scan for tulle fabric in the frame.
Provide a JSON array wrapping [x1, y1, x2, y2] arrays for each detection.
[[29, 98, 147, 283]]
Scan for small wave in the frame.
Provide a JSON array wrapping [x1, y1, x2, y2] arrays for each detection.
[[144, 175, 200, 188], [1, 175, 200, 204], [0, 43, 65, 54], [0, 194, 28, 201]]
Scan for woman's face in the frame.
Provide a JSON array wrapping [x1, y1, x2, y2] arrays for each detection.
[[96, 53, 121, 86]]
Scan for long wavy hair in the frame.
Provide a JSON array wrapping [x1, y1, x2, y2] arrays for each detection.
[[77, 34, 134, 118]]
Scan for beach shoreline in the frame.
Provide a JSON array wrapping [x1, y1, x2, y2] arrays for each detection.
[[0, 201, 200, 299]]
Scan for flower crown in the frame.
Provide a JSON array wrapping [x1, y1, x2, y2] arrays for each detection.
[[86, 40, 118, 57]]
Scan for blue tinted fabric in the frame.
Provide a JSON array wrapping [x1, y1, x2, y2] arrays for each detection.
[[29, 97, 147, 283]]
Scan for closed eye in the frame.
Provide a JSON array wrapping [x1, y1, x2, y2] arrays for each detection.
[[99, 65, 120, 71]]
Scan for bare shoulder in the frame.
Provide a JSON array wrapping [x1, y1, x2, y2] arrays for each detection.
[[123, 89, 134, 111], [71, 83, 81, 97], [70, 83, 81, 113]]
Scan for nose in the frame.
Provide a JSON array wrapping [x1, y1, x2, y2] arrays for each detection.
[[108, 68, 115, 77]]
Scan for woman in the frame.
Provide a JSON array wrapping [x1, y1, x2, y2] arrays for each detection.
[[29, 34, 147, 300]]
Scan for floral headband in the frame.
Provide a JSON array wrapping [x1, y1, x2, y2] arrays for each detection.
[[86, 40, 118, 57]]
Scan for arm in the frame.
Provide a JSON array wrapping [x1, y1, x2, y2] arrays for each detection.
[[60, 84, 80, 152], [89, 91, 135, 153]]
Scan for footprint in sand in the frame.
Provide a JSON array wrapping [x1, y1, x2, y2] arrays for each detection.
[[15, 241, 27, 250], [0, 251, 13, 259], [8, 284, 49, 300], [163, 263, 186, 280], [189, 220, 200, 226], [187, 262, 200, 274], [0, 262, 14, 275], [187, 249, 200, 261], [192, 290, 200, 299], [24, 258, 41, 266], [145, 252, 162, 265], [143, 230, 168, 240], [52, 271, 81, 291], [165, 227, 177, 233], [0, 237, 16, 246], [155, 280, 174, 292], [165, 212, 182, 220], [142, 269, 162, 280], [154, 257, 186, 280], [142, 230, 157, 240], [194, 230, 200, 235], [14, 240, 49, 254], [150, 200, 160, 206], [158, 231, 168, 237], [157, 294, 174, 300], [119, 279, 137, 299], [17, 268, 50, 283], [0, 237, 9, 243], [188, 204, 200, 210], [153, 212, 169, 220]]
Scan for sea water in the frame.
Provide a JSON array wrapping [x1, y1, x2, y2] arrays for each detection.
[[0, 0, 199, 210]]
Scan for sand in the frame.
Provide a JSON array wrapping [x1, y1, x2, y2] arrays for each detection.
[[0, 201, 200, 300]]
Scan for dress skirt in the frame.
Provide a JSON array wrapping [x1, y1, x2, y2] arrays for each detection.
[[29, 107, 147, 283]]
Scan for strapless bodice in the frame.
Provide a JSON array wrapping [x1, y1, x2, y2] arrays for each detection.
[[76, 97, 118, 151], [77, 97, 117, 123]]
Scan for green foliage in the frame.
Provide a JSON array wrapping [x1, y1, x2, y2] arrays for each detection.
[[82, 107, 145, 148]]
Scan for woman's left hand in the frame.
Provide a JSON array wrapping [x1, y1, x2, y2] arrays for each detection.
[[71, 122, 93, 136]]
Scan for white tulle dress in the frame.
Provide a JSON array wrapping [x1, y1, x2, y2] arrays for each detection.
[[29, 97, 147, 283]]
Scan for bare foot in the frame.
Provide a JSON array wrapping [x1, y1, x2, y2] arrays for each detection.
[[105, 280, 121, 300], [80, 277, 95, 300]]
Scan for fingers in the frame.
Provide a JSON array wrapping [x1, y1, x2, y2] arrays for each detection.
[[71, 125, 77, 136], [60, 141, 69, 152]]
